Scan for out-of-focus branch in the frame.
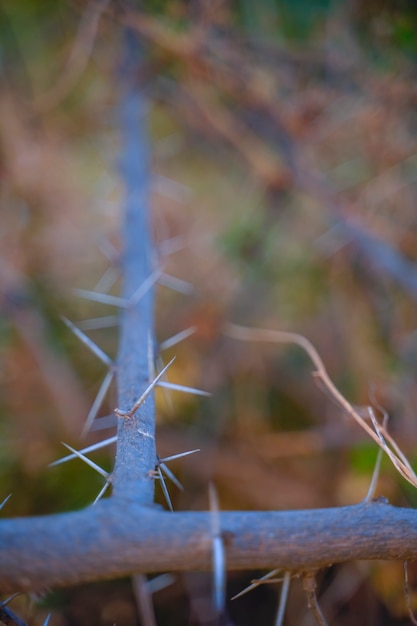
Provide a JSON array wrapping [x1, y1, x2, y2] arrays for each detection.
[[33, 0, 110, 113], [339, 220, 417, 300], [0, 263, 89, 437]]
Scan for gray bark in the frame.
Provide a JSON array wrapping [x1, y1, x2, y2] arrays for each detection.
[[0, 500, 416, 593]]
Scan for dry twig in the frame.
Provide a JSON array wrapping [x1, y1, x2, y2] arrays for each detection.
[[224, 323, 417, 489]]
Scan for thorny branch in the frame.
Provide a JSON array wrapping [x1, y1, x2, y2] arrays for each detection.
[[2, 9, 417, 624], [111, 29, 156, 505], [2, 501, 417, 593]]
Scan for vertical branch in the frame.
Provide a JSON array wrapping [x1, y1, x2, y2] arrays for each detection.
[[303, 572, 328, 626], [112, 30, 157, 504]]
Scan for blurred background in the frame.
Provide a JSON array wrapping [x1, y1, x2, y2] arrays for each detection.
[[2, 0, 417, 624]]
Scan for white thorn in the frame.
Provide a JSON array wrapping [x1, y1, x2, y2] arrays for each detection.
[[159, 463, 184, 491], [146, 574, 175, 594], [129, 269, 162, 306], [93, 266, 120, 293], [160, 449, 200, 463], [81, 369, 115, 437], [157, 381, 211, 397], [92, 481, 111, 505], [49, 435, 117, 467], [115, 358, 175, 418], [158, 273, 194, 294], [77, 315, 119, 331], [61, 316, 113, 366], [73, 288, 128, 308], [275, 572, 291, 626], [97, 238, 119, 262], [0, 493, 12, 511], [61, 442, 109, 478], [159, 326, 196, 351], [157, 466, 173, 512]]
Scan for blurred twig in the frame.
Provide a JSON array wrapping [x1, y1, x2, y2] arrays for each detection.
[[33, 0, 111, 113]]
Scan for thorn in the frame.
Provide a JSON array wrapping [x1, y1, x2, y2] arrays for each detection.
[[0, 494, 12, 511], [132, 574, 158, 626], [158, 272, 194, 294], [77, 315, 119, 331], [159, 326, 196, 351], [115, 358, 175, 418], [157, 381, 211, 397], [92, 481, 111, 505], [146, 574, 175, 594], [73, 288, 128, 308], [61, 442, 109, 479], [156, 466, 173, 511], [61, 316, 113, 366], [49, 435, 117, 467], [81, 369, 115, 437], [158, 235, 186, 257], [153, 173, 192, 204], [93, 265, 120, 293], [159, 449, 200, 463], [231, 569, 282, 600], [364, 389, 390, 502], [0, 592, 20, 608], [156, 448, 200, 491], [97, 238, 119, 262], [209, 483, 226, 615], [159, 462, 184, 491], [154, 356, 173, 411], [129, 269, 162, 306], [275, 572, 291, 626]]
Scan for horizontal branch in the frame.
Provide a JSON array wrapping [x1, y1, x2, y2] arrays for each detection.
[[1, 499, 417, 593]]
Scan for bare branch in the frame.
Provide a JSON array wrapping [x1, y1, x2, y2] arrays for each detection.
[[2, 501, 417, 593], [303, 571, 328, 626]]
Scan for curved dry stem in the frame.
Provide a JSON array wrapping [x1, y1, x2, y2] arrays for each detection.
[[33, 0, 111, 113], [223, 323, 417, 488]]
